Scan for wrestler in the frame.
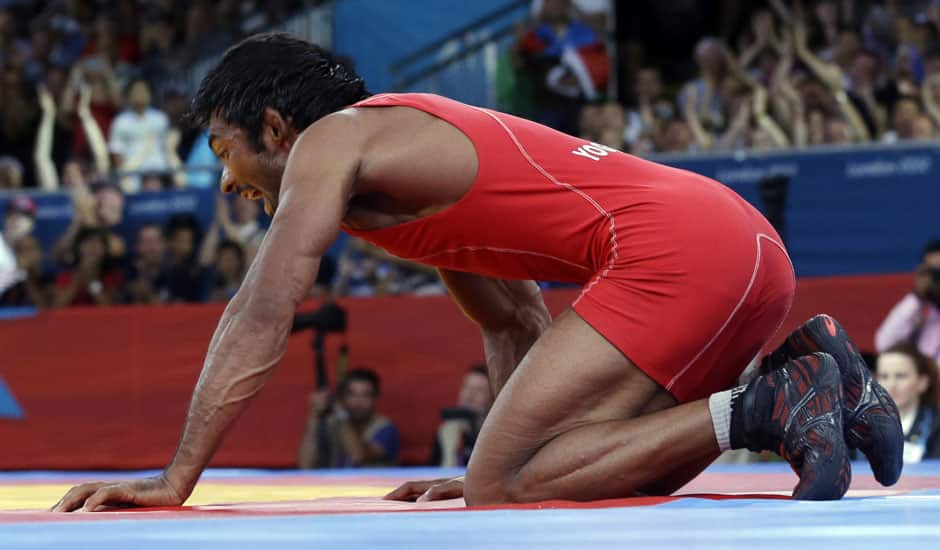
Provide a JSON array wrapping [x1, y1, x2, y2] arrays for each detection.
[[52, 34, 901, 512]]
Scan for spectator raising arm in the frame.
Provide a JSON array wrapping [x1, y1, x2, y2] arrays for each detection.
[[752, 86, 790, 148], [681, 83, 714, 151], [34, 85, 59, 191], [793, 20, 871, 142], [923, 74, 940, 131], [77, 83, 111, 179]]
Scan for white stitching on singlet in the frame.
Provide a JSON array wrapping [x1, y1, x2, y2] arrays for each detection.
[[412, 246, 592, 272], [474, 108, 617, 300], [665, 233, 790, 391]]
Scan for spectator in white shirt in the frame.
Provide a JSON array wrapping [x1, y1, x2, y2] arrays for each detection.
[[108, 78, 172, 192]]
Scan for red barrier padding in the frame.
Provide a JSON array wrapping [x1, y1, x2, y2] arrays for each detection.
[[0, 274, 914, 469]]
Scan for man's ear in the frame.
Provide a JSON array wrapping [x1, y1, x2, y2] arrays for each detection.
[[262, 107, 297, 150]]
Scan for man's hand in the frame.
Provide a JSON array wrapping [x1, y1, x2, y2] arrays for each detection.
[[308, 388, 332, 418], [384, 477, 465, 502], [51, 475, 185, 512]]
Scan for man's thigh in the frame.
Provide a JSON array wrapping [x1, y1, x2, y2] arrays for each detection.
[[466, 308, 675, 492]]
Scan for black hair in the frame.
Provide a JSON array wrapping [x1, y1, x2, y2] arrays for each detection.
[[924, 239, 940, 260], [72, 227, 110, 267], [187, 33, 371, 150], [217, 239, 245, 266], [339, 368, 380, 397], [468, 363, 488, 378], [926, 43, 940, 61], [137, 222, 163, 236], [164, 213, 201, 243]]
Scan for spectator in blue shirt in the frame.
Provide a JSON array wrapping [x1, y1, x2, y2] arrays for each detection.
[[298, 368, 400, 469]]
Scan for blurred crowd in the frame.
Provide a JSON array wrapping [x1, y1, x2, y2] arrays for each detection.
[[0, 0, 442, 308], [506, 0, 940, 155]]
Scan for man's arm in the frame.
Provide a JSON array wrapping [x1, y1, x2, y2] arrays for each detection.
[[53, 113, 362, 512], [438, 270, 551, 396]]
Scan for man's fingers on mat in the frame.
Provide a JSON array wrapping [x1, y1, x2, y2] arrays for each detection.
[[384, 479, 454, 501], [416, 479, 464, 502], [50, 482, 110, 512], [80, 485, 130, 512]]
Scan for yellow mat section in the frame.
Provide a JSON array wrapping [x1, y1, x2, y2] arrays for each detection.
[[0, 483, 395, 511]]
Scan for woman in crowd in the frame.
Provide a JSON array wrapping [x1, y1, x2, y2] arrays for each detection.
[[876, 343, 940, 462]]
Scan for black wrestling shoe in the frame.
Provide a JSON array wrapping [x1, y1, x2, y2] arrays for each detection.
[[759, 314, 904, 486], [733, 353, 851, 500]]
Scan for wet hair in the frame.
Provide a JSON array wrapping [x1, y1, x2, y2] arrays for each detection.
[[881, 344, 940, 409], [187, 33, 371, 150], [339, 368, 380, 397]]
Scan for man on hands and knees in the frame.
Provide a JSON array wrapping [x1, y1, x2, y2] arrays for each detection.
[[53, 34, 902, 512]]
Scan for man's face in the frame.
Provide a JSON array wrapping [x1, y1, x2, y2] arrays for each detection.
[[209, 114, 290, 217], [894, 99, 921, 136], [457, 372, 492, 414], [3, 212, 33, 243], [341, 380, 377, 424], [877, 352, 927, 412], [169, 228, 194, 260], [129, 81, 151, 111], [95, 187, 124, 227], [136, 226, 165, 265], [636, 69, 662, 100]]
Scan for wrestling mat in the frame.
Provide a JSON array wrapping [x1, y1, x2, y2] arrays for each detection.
[[2, 462, 939, 548]]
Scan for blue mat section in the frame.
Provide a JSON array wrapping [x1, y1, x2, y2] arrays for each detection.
[[3, 463, 940, 549], [2, 491, 940, 549]]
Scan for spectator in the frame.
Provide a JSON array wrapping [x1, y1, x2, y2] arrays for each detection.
[[124, 223, 169, 305], [163, 213, 203, 303], [0, 157, 24, 190], [34, 81, 110, 190], [428, 364, 494, 467], [679, 37, 730, 141], [52, 181, 127, 267], [298, 368, 400, 469], [623, 67, 674, 154], [0, 196, 41, 301], [876, 240, 940, 363], [2, 195, 37, 249], [876, 344, 940, 462], [108, 78, 172, 192], [0, 234, 53, 308], [883, 96, 925, 142], [516, 0, 608, 134], [218, 195, 265, 266], [332, 240, 399, 297], [196, 197, 247, 302], [53, 227, 122, 307]]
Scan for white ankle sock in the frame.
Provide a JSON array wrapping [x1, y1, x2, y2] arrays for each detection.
[[708, 388, 738, 452]]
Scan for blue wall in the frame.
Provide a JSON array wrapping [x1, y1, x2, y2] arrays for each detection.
[[4, 143, 938, 278], [656, 143, 940, 277], [333, 0, 524, 93]]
